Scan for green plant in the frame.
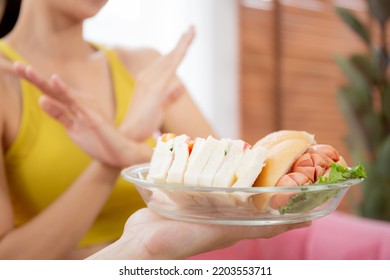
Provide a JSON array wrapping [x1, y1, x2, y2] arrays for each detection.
[[335, 0, 390, 221]]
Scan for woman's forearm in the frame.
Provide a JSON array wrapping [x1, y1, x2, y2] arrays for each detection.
[[0, 161, 120, 259]]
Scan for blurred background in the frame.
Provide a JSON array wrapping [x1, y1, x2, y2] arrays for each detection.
[[85, 0, 374, 215]]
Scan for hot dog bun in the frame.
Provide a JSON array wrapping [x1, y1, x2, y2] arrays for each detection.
[[253, 138, 314, 187], [252, 138, 314, 209], [253, 130, 315, 150]]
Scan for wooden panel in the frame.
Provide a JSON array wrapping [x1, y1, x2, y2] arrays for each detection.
[[239, 5, 277, 145], [280, 3, 367, 163], [238, 0, 368, 213]]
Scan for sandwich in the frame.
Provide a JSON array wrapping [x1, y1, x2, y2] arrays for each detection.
[[147, 133, 267, 209], [147, 131, 366, 214], [147, 134, 268, 189]]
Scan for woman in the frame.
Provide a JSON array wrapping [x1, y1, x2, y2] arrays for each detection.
[[0, 0, 307, 259]]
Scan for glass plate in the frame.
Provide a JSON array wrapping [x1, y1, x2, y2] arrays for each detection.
[[121, 163, 363, 225]]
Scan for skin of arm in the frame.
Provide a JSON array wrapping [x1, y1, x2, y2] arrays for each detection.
[[0, 82, 15, 254], [0, 161, 119, 259]]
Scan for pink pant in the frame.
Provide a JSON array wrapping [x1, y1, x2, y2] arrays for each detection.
[[189, 211, 390, 260]]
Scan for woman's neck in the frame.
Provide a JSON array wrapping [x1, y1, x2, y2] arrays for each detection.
[[4, 2, 94, 62]]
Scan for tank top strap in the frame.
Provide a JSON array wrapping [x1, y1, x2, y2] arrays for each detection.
[[92, 44, 136, 126], [0, 40, 42, 166], [0, 40, 29, 63], [93, 44, 156, 148]]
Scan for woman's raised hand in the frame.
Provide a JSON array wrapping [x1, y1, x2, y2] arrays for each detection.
[[12, 27, 195, 167], [120, 26, 195, 141]]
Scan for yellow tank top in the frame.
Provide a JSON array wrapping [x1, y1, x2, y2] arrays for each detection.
[[0, 40, 152, 247]]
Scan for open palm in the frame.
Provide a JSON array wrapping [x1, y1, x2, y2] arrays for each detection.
[[89, 208, 311, 259]]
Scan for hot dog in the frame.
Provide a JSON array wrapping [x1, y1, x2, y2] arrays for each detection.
[[252, 130, 365, 213]]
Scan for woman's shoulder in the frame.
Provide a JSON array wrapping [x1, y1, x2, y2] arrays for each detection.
[[0, 57, 20, 141], [0, 57, 19, 98], [112, 46, 162, 76]]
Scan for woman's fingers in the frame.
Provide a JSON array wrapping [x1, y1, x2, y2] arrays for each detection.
[[245, 221, 312, 239], [15, 62, 80, 126], [166, 26, 195, 70], [14, 62, 53, 95], [121, 209, 313, 260], [39, 96, 74, 129], [49, 73, 83, 118], [15, 62, 104, 130], [149, 26, 195, 80]]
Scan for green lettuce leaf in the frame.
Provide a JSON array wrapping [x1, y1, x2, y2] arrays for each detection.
[[278, 163, 366, 215], [279, 189, 339, 215], [317, 162, 367, 184]]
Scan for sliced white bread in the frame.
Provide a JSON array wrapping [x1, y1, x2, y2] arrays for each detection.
[[183, 136, 220, 186], [198, 138, 231, 187], [147, 137, 175, 182], [212, 139, 246, 188], [232, 145, 268, 188], [166, 134, 191, 184]]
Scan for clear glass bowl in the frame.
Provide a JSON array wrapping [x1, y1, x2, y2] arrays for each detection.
[[121, 163, 363, 225]]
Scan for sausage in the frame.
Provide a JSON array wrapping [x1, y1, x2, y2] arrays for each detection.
[[270, 144, 340, 210]]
